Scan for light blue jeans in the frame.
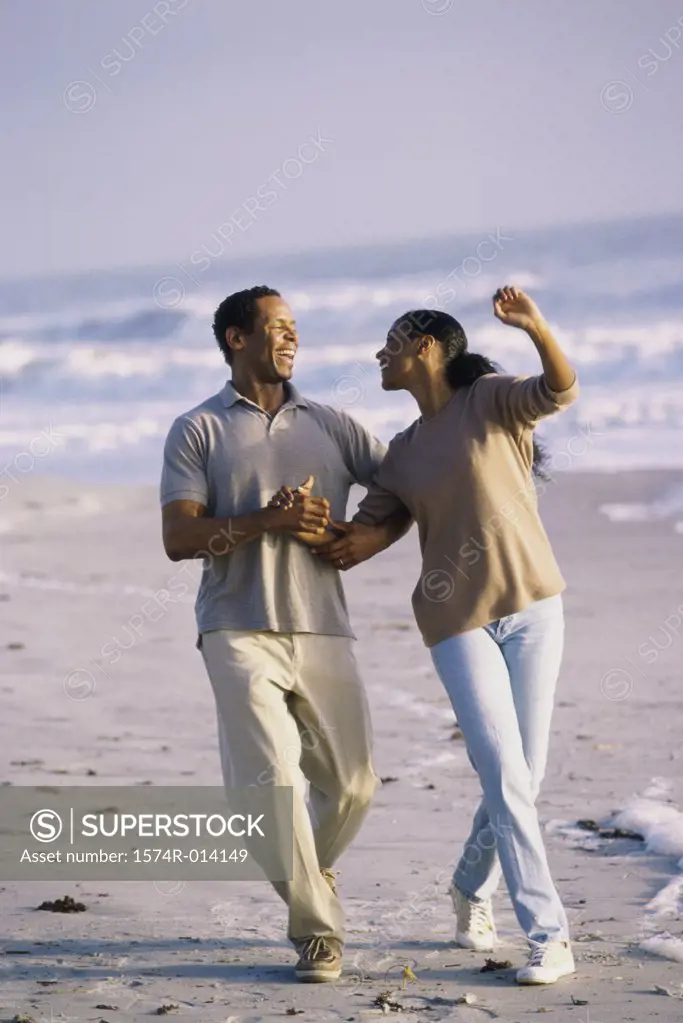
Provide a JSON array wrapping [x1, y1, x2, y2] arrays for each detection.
[[431, 594, 569, 944]]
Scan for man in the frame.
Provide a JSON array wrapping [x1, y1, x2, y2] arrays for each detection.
[[160, 285, 410, 982]]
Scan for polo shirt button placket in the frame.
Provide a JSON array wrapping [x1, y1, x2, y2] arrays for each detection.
[[267, 404, 288, 432]]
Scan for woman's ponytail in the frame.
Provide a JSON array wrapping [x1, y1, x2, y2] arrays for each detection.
[[445, 351, 499, 388]]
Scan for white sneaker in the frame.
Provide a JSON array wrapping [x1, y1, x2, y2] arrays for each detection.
[[516, 941, 576, 985], [449, 885, 496, 951]]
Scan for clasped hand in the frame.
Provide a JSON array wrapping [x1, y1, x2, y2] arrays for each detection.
[[267, 475, 332, 539], [267, 475, 378, 569]]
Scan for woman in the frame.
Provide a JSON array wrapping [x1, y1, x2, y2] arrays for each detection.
[[316, 287, 579, 985]]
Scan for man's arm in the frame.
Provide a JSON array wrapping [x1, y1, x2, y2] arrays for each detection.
[[162, 495, 331, 562], [160, 417, 330, 561], [320, 411, 413, 563], [264, 416, 412, 566]]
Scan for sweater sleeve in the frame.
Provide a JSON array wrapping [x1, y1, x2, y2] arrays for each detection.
[[354, 480, 407, 526], [353, 441, 407, 525], [480, 373, 579, 430]]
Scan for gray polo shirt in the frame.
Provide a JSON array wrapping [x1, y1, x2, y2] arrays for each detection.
[[160, 380, 386, 638]]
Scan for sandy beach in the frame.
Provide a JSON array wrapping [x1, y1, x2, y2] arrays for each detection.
[[1, 468, 683, 1022]]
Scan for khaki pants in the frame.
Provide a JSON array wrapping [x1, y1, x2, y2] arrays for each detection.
[[200, 629, 378, 945]]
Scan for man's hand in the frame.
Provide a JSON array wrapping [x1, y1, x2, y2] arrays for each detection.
[[493, 286, 545, 333], [268, 474, 314, 512], [267, 495, 330, 536], [267, 475, 333, 541], [311, 520, 391, 570]]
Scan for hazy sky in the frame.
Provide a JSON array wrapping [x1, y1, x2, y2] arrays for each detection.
[[2, 0, 682, 277]]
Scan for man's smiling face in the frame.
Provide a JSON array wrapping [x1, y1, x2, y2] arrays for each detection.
[[235, 295, 298, 383]]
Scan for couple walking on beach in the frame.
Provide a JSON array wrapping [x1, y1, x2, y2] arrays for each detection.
[[160, 283, 579, 986]]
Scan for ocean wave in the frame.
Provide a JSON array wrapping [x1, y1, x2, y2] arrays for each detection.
[[3, 315, 683, 385], [2, 213, 683, 477]]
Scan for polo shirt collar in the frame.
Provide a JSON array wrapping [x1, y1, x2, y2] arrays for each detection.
[[219, 379, 308, 409]]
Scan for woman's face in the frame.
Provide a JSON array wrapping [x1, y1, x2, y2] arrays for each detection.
[[376, 320, 420, 391]]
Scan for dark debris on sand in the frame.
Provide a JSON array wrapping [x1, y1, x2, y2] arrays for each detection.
[[36, 895, 86, 913], [373, 990, 404, 1012], [576, 819, 643, 841], [480, 958, 513, 972]]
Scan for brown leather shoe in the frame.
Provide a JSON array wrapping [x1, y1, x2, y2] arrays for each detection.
[[295, 936, 342, 983]]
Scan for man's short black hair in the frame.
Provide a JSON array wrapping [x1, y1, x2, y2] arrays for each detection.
[[212, 285, 281, 364]]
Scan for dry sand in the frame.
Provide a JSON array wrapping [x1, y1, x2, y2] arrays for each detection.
[[1, 469, 683, 1021]]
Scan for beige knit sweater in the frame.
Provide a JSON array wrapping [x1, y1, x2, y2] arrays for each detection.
[[354, 373, 580, 646]]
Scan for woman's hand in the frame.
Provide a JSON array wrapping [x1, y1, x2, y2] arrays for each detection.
[[312, 521, 390, 570], [493, 286, 545, 332], [493, 285, 576, 393]]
